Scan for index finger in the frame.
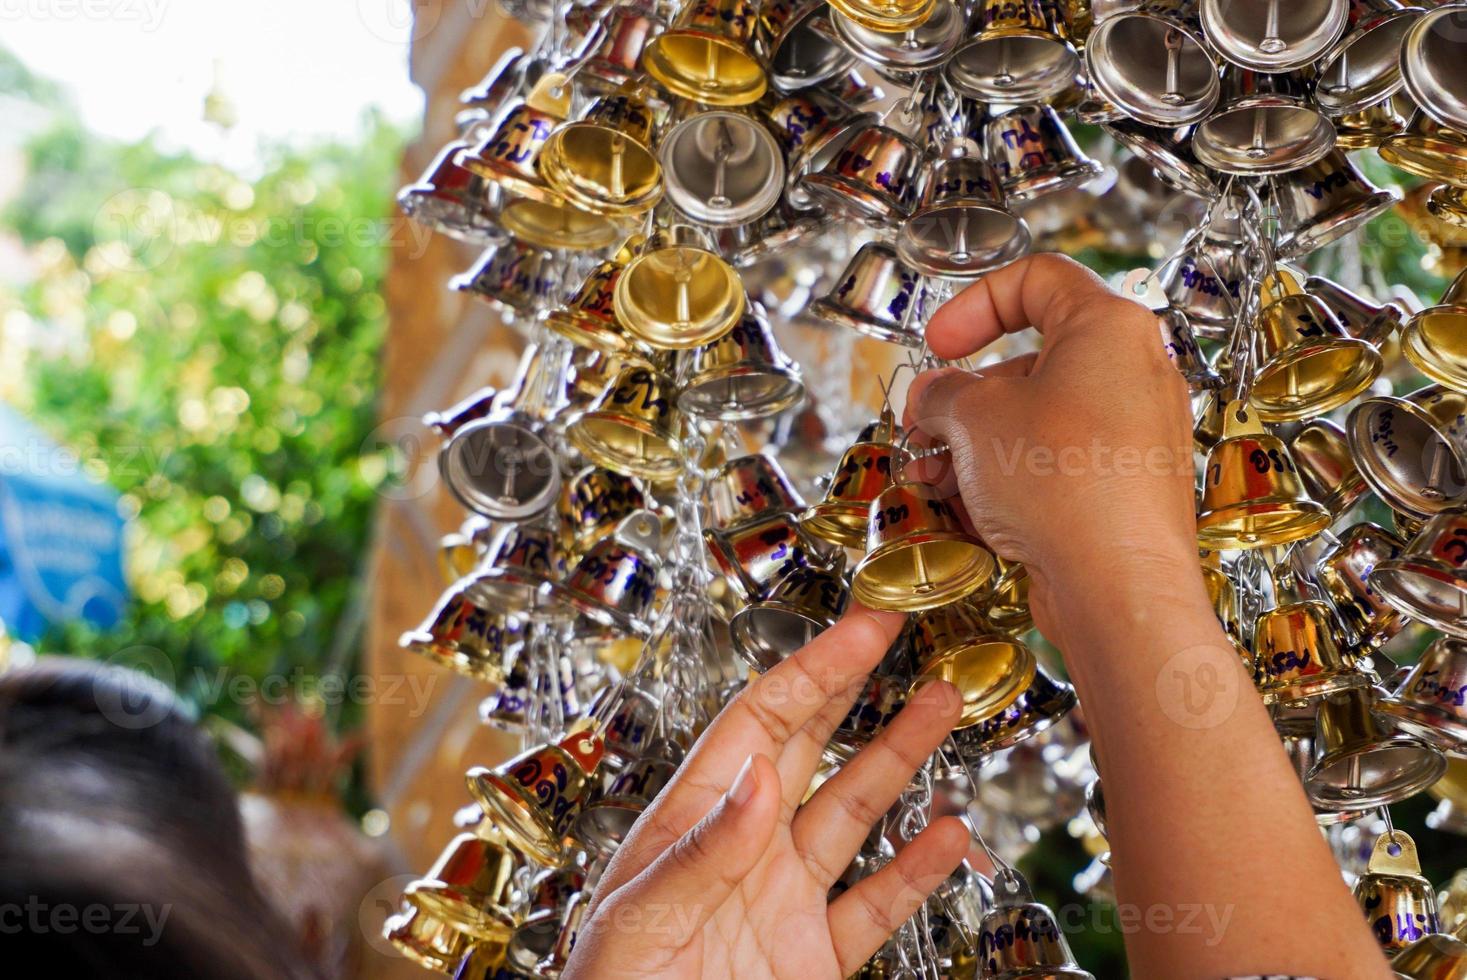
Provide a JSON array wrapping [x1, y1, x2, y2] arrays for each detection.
[[925, 253, 1123, 360]]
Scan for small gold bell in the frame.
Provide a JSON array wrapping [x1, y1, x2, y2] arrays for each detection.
[[909, 600, 1035, 726], [1311, 523, 1408, 651], [565, 363, 685, 482], [705, 511, 824, 603], [1253, 585, 1367, 706], [802, 409, 906, 548], [540, 91, 664, 217], [1289, 418, 1369, 519], [400, 578, 523, 684], [948, 661, 1077, 761], [541, 510, 663, 638], [465, 727, 605, 866], [1381, 635, 1467, 753], [641, 0, 768, 107], [385, 904, 474, 973], [613, 222, 746, 350], [1352, 830, 1441, 952], [403, 831, 518, 942], [1380, 109, 1467, 185], [543, 246, 644, 356], [1307, 688, 1446, 811], [850, 480, 995, 612], [556, 466, 648, 559], [1401, 269, 1467, 393]]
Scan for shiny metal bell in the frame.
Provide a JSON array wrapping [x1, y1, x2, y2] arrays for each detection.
[[799, 122, 921, 221], [730, 564, 850, 672], [400, 578, 523, 683], [1159, 240, 1247, 335], [1102, 120, 1217, 197], [613, 223, 746, 350], [566, 364, 684, 481], [831, 0, 963, 73], [705, 511, 822, 602], [898, 141, 1032, 280], [1380, 110, 1467, 185], [829, 669, 907, 761], [465, 728, 605, 866], [478, 654, 533, 734], [758, 0, 855, 89], [677, 306, 805, 420], [540, 92, 663, 217], [541, 510, 663, 637], [1307, 689, 1446, 810], [566, 1, 663, 94], [1305, 272, 1405, 346], [851, 481, 995, 611], [909, 601, 1035, 727], [385, 904, 474, 973], [1084, 0, 1220, 126], [438, 518, 490, 584], [1348, 383, 1467, 518], [543, 250, 642, 356], [450, 241, 562, 318], [975, 868, 1095, 980], [591, 683, 661, 768], [472, 522, 568, 614], [659, 108, 785, 227], [1393, 933, 1467, 980], [802, 410, 905, 547], [1401, 4, 1467, 134], [981, 556, 1034, 636], [1401, 270, 1467, 393], [1429, 183, 1467, 229], [985, 104, 1104, 202], [505, 864, 587, 974], [398, 139, 501, 245], [1274, 149, 1401, 259], [1254, 594, 1367, 705], [1200, 0, 1349, 71], [713, 200, 830, 267], [1314, 0, 1422, 115], [574, 736, 685, 853], [456, 88, 567, 205], [1192, 68, 1336, 175], [403, 832, 518, 941], [1158, 307, 1222, 392], [827, 0, 938, 34], [1249, 268, 1382, 422], [1381, 635, 1467, 752], [1313, 523, 1409, 649], [1334, 93, 1411, 149], [557, 466, 648, 558], [1372, 506, 1467, 633], [1289, 418, 1369, 518], [783, 106, 878, 210], [810, 241, 929, 346], [1202, 550, 1242, 641], [1351, 830, 1442, 950], [947, 661, 1077, 760], [439, 413, 560, 521], [536, 889, 589, 978], [707, 451, 806, 530], [641, 0, 768, 107], [1197, 401, 1331, 550], [947, 0, 1080, 103]]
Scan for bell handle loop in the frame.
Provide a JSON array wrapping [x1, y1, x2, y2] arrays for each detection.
[[1368, 826, 1422, 876]]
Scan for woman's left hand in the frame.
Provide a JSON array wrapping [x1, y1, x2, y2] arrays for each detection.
[[562, 606, 970, 980]]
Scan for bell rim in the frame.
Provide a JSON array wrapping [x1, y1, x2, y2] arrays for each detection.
[[1196, 498, 1332, 550], [440, 418, 562, 521], [850, 533, 995, 613], [464, 769, 568, 867], [641, 30, 770, 108], [506, 913, 561, 972], [1347, 391, 1467, 518], [1381, 132, 1467, 185], [829, 0, 962, 73], [799, 170, 911, 223], [1278, 187, 1402, 259], [1101, 123, 1217, 198], [825, 0, 936, 34], [539, 128, 665, 217], [1084, 15, 1219, 127], [1400, 310, 1467, 399], [1250, 338, 1382, 422], [388, 901, 473, 971], [1199, 0, 1349, 73], [498, 197, 624, 252], [1259, 666, 1369, 708], [1372, 557, 1467, 633], [808, 296, 925, 348], [956, 684, 1078, 753], [542, 307, 638, 356], [543, 579, 652, 639], [469, 568, 556, 615], [999, 157, 1105, 204], [730, 602, 833, 673], [896, 204, 1032, 280], [910, 639, 1036, 726], [1332, 127, 1396, 151], [403, 881, 517, 941], [1313, 9, 1420, 115], [1402, 6, 1467, 135], [573, 796, 650, 854], [1304, 733, 1447, 810], [801, 501, 874, 549], [678, 365, 806, 422], [947, 29, 1080, 104], [457, 149, 564, 207], [1427, 185, 1467, 228], [1377, 697, 1467, 754]]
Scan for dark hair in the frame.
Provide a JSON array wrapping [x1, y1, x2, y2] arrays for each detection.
[[0, 656, 311, 979]]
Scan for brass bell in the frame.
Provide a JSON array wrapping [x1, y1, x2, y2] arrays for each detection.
[[1401, 269, 1467, 393], [1393, 934, 1467, 980], [398, 139, 501, 245], [541, 510, 663, 637], [1381, 635, 1467, 753], [403, 831, 518, 941], [947, 661, 1077, 760], [1289, 418, 1369, 518], [1348, 383, 1467, 518], [1200, 0, 1349, 71], [1430, 184, 1467, 229], [947, 0, 1079, 104], [613, 223, 745, 350], [1084, 1, 1220, 126], [557, 466, 647, 558], [985, 103, 1104, 202], [1249, 268, 1383, 423], [799, 121, 921, 221], [1102, 119, 1217, 198], [1191, 68, 1336, 175], [975, 868, 1095, 980], [830, 0, 963, 74], [385, 904, 474, 973], [1307, 689, 1446, 810], [1305, 272, 1405, 346], [827, 0, 937, 34], [565, 1, 663, 94], [1253, 588, 1367, 706], [1158, 307, 1222, 392], [1401, 5, 1467, 133], [677, 306, 805, 421], [1431, 760, 1467, 837], [465, 727, 605, 866], [1313, 0, 1422, 115], [982, 556, 1034, 636], [1201, 550, 1242, 641], [1380, 110, 1467, 185], [439, 518, 490, 584], [1334, 93, 1411, 149], [472, 522, 568, 613], [708, 452, 806, 530], [1351, 830, 1442, 951], [851, 481, 994, 612], [730, 564, 849, 672], [909, 601, 1035, 727], [540, 91, 663, 218], [574, 736, 685, 853], [566, 364, 684, 481], [810, 241, 929, 347], [898, 140, 1031, 280], [450, 241, 562, 319], [641, 0, 768, 107], [543, 250, 642, 356], [1274, 149, 1402, 259], [401, 578, 523, 683], [659, 108, 785, 228], [705, 511, 822, 602], [828, 669, 907, 761], [1312, 523, 1409, 650], [758, 0, 854, 90], [802, 409, 904, 547], [1196, 401, 1331, 550], [1159, 239, 1247, 336]]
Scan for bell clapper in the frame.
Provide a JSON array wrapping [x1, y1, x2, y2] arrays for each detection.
[[1258, 0, 1285, 56], [674, 250, 693, 329], [1162, 30, 1184, 107], [709, 121, 734, 210], [1248, 108, 1269, 160], [703, 40, 720, 87], [1422, 440, 1451, 500], [993, 39, 1014, 90], [609, 133, 627, 200]]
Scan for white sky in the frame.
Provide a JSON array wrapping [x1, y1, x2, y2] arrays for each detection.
[[2, 0, 424, 168]]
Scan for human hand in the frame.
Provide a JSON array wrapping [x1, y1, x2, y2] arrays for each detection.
[[562, 607, 969, 980], [904, 254, 1198, 639]]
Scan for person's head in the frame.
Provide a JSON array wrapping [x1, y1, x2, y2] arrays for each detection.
[[0, 656, 308, 979]]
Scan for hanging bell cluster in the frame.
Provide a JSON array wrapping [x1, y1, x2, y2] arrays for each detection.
[[385, 0, 1467, 974]]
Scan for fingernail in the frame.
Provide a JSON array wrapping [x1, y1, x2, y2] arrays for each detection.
[[727, 754, 757, 808]]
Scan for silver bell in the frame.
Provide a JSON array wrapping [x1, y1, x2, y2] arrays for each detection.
[[540, 509, 663, 637], [1191, 67, 1336, 175], [1085, 0, 1221, 126], [759, 0, 855, 90], [1305, 273, 1406, 346], [1273, 149, 1401, 259], [975, 868, 1095, 979], [946, 0, 1081, 104], [730, 564, 849, 673], [564, 1, 664, 94], [899, 140, 1031, 280], [397, 139, 502, 245], [1159, 307, 1223, 392], [1102, 119, 1217, 198], [450, 241, 562, 319], [1200, 0, 1349, 72], [1401, 3, 1467, 134], [809, 240, 930, 346], [985, 104, 1104, 202], [1347, 383, 1467, 519], [1314, 0, 1423, 116], [707, 452, 806, 530], [439, 413, 561, 521], [798, 121, 922, 221], [830, 0, 964, 74], [1158, 240, 1247, 336], [659, 109, 786, 228], [678, 307, 805, 421]]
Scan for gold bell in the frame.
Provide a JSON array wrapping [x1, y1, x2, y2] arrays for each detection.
[[1289, 418, 1369, 518], [810, 241, 930, 347], [758, 0, 854, 90], [705, 511, 823, 602], [707, 451, 806, 530], [456, 76, 570, 205], [827, 0, 936, 34], [1253, 587, 1367, 706], [1307, 689, 1446, 811], [802, 410, 906, 548], [730, 564, 849, 672], [909, 601, 1035, 727], [465, 727, 605, 866], [1083, 2, 1220, 127], [948, 661, 1077, 761], [985, 103, 1104, 202], [677, 305, 805, 421], [1393, 934, 1467, 980], [478, 655, 533, 735], [1381, 109, 1467, 185], [975, 869, 1095, 980], [1334, 94, 1411, 150], [1201, 550, 1242, 641], [557, 466, 648, 558], [1191, 68, 1336, 175], [566, 363, 684, 481], [1305, 272, 1405, 346], [400, 578, 523, 683], [1401, 269, 1467, 393], [851, 481, 995, 612], [540, 91, 664, 217], [1311, 523, 1408, 651], [1347, 383, 1467, 518], [541, 510, 663, 637], [899, 140, 1032, 280], [1196, 401, 1331, 550], [542, 247, 644, 356], [1249, 268, 1382, 422], [982, 556, 1034, 636], [641, 0, 768, 107], [385, 904, 473, 973], [473, 522, 568, 613], [439, 518, 490, 584], [1352, 830, 1442, 952], [1381, 635, 1467, 753], [450, 241, 562, 319], [1371, 507, 1467, 633], [1429, 184, 1467, 229], [799, 121, 921, 221], [403, 831, 518, 942], [574, 736, 685, 853], [1274, 149, 1402, 259], [948, 0, 1079, 104], [613, 222, 745, 350]]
